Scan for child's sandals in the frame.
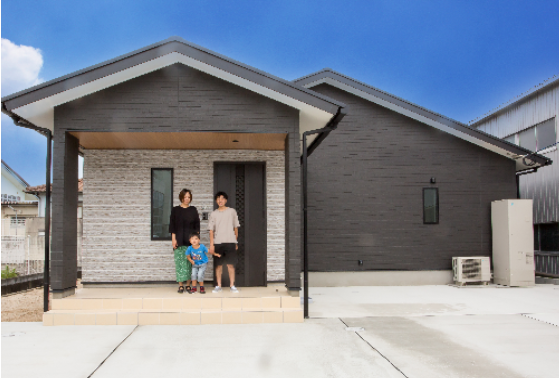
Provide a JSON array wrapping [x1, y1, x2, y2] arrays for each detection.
[[200, 286, 206, 294]]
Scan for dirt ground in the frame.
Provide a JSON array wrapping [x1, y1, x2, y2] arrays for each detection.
[[2, 280, 82, 322], [2, 287, 45, 322]]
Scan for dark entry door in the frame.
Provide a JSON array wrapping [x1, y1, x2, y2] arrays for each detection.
[[214, 163, 266, 287]]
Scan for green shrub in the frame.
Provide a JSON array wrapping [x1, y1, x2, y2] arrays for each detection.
[[1, 266, 18, 279]]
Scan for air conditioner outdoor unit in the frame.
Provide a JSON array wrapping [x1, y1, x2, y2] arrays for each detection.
[[452, 257, 491, 285]]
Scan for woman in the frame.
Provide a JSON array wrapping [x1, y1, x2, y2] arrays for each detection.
[[169, 189, 200, 293]]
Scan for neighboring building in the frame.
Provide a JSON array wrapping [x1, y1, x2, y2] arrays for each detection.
[[1, 161, 41, 274], [1, 201, 39, 236], [1, 160, 38, 236], [25, 179, 84, 218], [1, 37, 550, 297], [1, 160, 37, 203], [470, 78, 558, 253]]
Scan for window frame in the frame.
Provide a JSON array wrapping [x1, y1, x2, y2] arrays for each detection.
[[150, 168, 174, 241], [502, 117, 557, 152], [423, 188, 439, 225], [10, 217, 26, 227], [536, 117, 557, 151]]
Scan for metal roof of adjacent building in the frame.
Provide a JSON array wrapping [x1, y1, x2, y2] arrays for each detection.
[[469, 76, 559, 126]]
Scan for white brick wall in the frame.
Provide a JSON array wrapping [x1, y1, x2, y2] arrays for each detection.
[[82, 149, 285, 283]]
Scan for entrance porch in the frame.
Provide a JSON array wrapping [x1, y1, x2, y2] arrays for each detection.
[[43, 283, 303, 326], [75, 131, 291, 288]]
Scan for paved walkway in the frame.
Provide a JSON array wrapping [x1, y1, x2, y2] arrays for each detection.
[[2, 284, 558, 378]]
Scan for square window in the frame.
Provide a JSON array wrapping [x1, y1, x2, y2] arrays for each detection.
[[423, 188, 439, 224], [10, 217, 26, 227]]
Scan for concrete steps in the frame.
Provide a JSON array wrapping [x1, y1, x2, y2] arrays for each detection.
[[43, 295, 303, 325]]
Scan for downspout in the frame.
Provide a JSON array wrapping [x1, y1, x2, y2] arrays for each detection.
[[1, 104, 52, 313], [515, 168, 538, 199], [302, 107, 346, 319]]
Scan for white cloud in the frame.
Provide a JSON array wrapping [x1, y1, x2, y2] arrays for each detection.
[[1, 38, 44, 96]]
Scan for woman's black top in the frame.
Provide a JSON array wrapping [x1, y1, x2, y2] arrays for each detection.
[[169, 206, 200, 247]]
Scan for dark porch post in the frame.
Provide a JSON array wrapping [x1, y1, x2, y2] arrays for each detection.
[[285, 132, 302, 292], [44, 131, 52, 311], [51, 132, 79, 298]]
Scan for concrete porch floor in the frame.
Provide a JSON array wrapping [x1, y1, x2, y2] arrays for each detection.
[[43, 283, 302, 326], [71, 282, 292, 298]]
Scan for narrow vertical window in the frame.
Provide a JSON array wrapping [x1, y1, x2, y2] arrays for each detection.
[[536, 117, 556, 151], [423, 188, 439, 224], [151, 168, 173, 240]]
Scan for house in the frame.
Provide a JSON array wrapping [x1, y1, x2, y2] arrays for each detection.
[[1, 160, 37, 203], [25, 179, 84, 218], [25, 180, 85, 272], [470, 78, 558, 253], [1, 160, 38, 235], [1, 37, 551, 298]]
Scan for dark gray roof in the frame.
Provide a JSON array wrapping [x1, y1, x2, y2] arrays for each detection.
[[2, 37, 345, 114], [294, 69, 552, 169]]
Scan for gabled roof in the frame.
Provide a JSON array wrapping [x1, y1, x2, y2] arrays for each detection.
[[294, 69, 552, 171], [1, 160, 30, 188], [2, 37, 345, 140]]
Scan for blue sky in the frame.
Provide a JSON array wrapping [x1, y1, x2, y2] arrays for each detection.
[[1, 0, 558, 186]]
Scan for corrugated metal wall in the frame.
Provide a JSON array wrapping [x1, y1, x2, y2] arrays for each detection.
[[473, 83, 558, 224]]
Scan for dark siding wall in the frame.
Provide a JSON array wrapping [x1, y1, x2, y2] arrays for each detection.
[[284, 132, 302, 288], [52, 64, 300, 291], [51, 133, 79, 291], [56, 64, 298, 133], [307, 84, 516, 272]]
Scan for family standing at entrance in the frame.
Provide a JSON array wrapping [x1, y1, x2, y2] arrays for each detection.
[[169, 189, 241, 294]]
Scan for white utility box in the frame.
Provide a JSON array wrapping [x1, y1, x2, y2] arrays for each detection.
[[452, 257, 491, 285], [491, 199, 535, 286]]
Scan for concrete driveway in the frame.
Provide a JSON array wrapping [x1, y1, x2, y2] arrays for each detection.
[[2, 284, 558, 378]]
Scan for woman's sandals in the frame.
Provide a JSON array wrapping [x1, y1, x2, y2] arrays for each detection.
[[178, 285, 184, 294]]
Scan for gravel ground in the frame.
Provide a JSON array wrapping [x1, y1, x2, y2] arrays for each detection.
[[2, 287, 45, 322]]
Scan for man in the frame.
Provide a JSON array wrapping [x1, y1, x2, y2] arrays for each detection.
[[208, 191, 241, 293]]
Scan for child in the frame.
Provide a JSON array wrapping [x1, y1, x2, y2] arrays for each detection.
[[186, 233, 220, 294]]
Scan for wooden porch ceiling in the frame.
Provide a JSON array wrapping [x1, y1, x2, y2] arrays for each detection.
[[69, 132, 287, 150]]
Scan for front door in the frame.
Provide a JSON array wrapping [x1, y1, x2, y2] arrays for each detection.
[[213, 162, 267, 287]]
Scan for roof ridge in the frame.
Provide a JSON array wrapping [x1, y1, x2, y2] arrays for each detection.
[[1, 37, 345, 109], [296, 69, 469, 127]]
